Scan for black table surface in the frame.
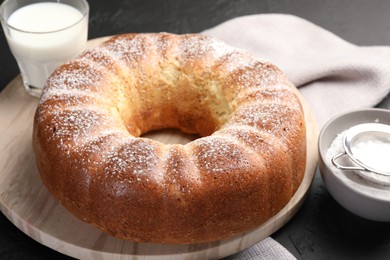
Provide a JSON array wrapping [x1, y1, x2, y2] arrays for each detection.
[[1, 0, 390, 259]]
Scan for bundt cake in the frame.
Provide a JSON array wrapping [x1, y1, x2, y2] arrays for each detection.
[[33, 33, 306, 244]]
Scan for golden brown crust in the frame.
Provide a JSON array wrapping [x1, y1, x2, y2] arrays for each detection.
[[33, 33, 306, 243]]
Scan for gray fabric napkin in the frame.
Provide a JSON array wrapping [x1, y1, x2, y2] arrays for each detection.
[[203, 14, 390, 259], [204, 14, 390, 128]]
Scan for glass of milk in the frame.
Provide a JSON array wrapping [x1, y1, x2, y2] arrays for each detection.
[[0, 0, 89, 98]]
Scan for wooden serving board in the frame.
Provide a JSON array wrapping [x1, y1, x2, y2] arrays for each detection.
[[0, 37, 318, 259]]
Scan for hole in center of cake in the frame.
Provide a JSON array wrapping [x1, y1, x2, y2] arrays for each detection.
[[141, 128, 200, 145]]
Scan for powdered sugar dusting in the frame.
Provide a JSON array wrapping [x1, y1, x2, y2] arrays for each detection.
[[103, 35, 148, 66], [163, 146, 187, 176], [191, 136, 248, 173], [243, 63, 279, 85], [161, 145, 200, 195], [239, 104, 281, 129], [44, 59, 104, 94], [178, 34, 236, 68], [68, 130, 129, 171], [40, 88, 95, 105], [230, 62, 282, 92], [184, 35, 233, 59], [45, 107, 112, 151], [221, 51, 256, 73], [80, 46, 120, 70], [218, 125, 288, 156], [103, 138, 163, 182], [230, 102, 297, 134], [219, 125, 267, 145]]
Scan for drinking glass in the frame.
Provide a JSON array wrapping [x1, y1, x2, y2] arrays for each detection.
[[0, 0, 89, 98]]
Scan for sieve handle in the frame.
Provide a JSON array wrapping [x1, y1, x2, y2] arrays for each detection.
[[331, 152, 366, 171]]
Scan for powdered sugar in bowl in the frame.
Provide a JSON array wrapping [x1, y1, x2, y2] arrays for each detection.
[[331, 123, 390, 185], [319, 108, 390, 222]]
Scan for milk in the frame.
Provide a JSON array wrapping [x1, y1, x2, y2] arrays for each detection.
[[4, 2, 88, 95]]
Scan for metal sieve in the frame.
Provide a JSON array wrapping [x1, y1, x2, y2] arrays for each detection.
[[331, 123, 390, 177]]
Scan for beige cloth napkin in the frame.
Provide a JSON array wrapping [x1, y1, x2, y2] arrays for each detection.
[[203, 14, 390, 259], [204, 14, 390, 128]]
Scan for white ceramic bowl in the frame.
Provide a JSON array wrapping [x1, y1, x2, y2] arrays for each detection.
[[318, 108, 390, 222]]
